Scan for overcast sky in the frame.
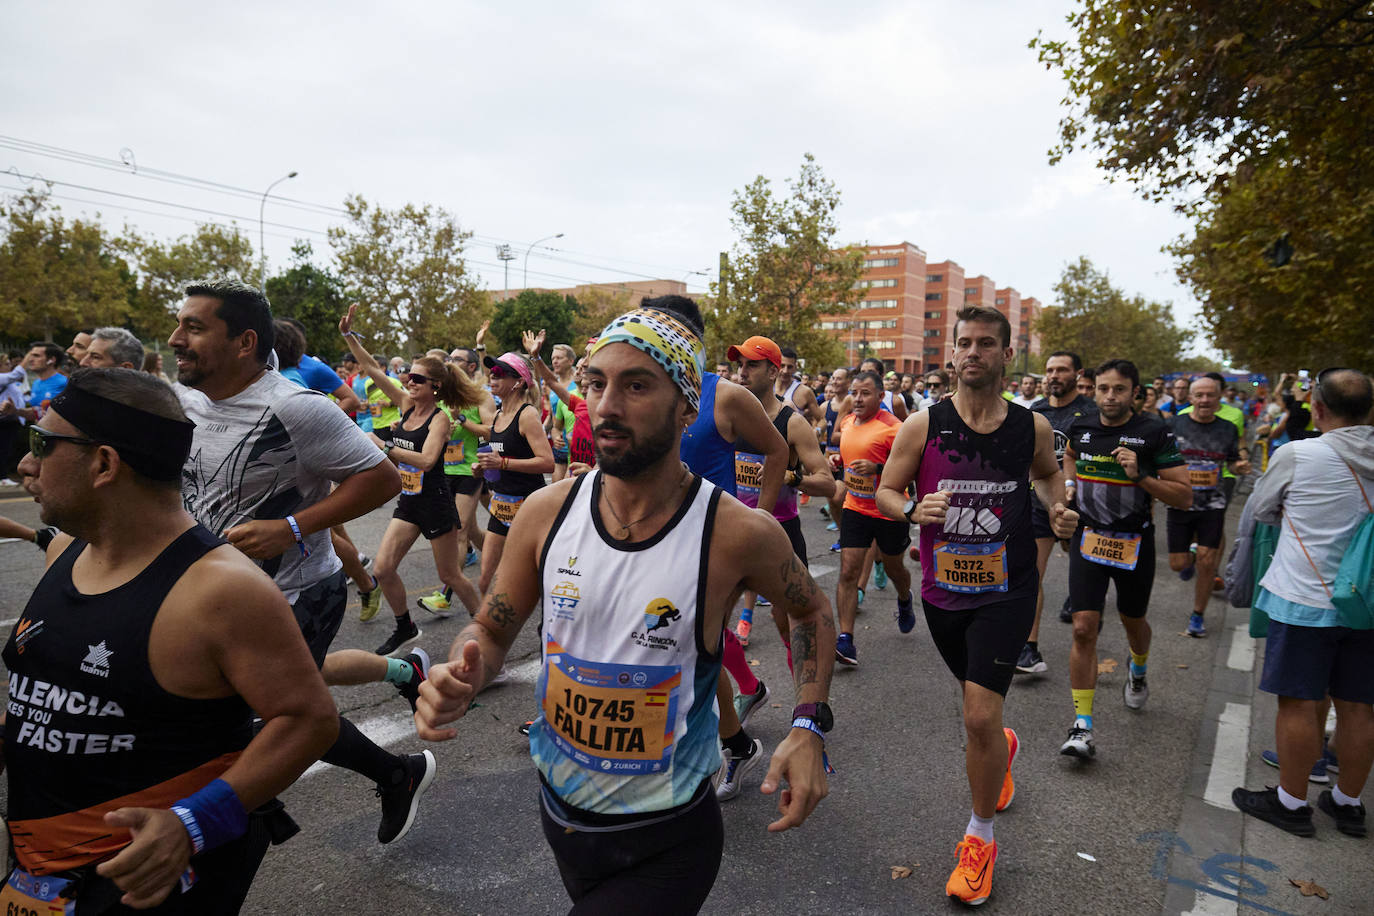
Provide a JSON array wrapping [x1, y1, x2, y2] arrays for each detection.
[[2, 1, 1211, 354]]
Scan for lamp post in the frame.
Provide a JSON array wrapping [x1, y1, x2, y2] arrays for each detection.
[[523, 233, 564, 290], [259, 170, 298, 292]]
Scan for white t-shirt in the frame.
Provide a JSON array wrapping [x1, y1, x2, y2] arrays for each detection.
[[1011, 395, 1043, 408], [177, 371, 387, 603]]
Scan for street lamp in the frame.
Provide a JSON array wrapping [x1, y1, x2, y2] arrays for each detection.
[[523, 233, 564, 290], [259, 170, 298, 292]]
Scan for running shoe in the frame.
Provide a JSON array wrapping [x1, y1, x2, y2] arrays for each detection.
[[1318, 789, 1367, 838], [909, 544, 920, 562], [1014, 643, 1047, 674], [733, 680, 770, 729], [1124, 668, 1149, 709], [0, 478, 17, 487], [800, 493, 810, 506], [376, 750, 437, 843], [418, 591, 453, 619], [1178, 564, 1195, 582], [835, 633, 859, 667], [359, 577, 381, 622], [735, 618, 753, 647], [518, 720, 534, 737], [819, 504, 830, 519], [375, 621, 422, 657], [1231, 786, 1315, 837], [1187, 613, 1207, 638], [1059, 596, 1073, 624], [996, 727, 1018, 812], [1260, 746, 1336, 784], [830, 541, 842, 552], [1212, 575, 1225, 592], [857, 587, 865, 607], [945, 834, 997, 906], [715, 738, 764, 801], [395, 648, 430, 713], [359, 552, 373, 571], [1060, 723, 1095, 759], [895, 591, 916, 634], [756, 595, 771, 607], [826, 521, 838, 531], [464, 546, 479, 568], [873, 561, 888, 591]]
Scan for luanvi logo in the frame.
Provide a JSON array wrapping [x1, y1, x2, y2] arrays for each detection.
[[80, 641, 113, 678]]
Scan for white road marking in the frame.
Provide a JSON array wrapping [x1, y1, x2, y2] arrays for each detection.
[[1203, 702, 1250, 810], [1226, 623, 1255, 672], [1181, 881, 1239, 915], [808, 564, 837, 579]]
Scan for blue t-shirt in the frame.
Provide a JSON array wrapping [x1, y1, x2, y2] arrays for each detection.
[[28, 373, 68, 409], [280, 366, 307, 388], [352, 375, 371, 432], [297, 354, 343, 394]]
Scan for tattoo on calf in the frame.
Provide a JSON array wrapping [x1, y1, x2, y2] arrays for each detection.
[[780, 556, 819, 609]]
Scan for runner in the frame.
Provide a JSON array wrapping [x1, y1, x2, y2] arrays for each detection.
[[414, 300, 834, 915], [170, 279, 436, 845], [1076, 368, 1096, 399], [1166, 374, 1249, 636], [917, 369, 948, 410], [1177, 371, 1250, 537], [547, 342, 579, 482], [524, 330, 594, 475], [819, 370, 852, 542], [3, 368, 337, 912], [835, 370, 914, 666], [1059, 359, 1191, 760], [876, 305, 1077, 907], [1015, 351, 1098, 675], [776, 346, 825, 424]]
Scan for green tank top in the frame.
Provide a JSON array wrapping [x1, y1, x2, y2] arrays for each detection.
[[440, 404, 482, 476]]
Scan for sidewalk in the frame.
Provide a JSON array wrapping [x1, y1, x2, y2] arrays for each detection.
[[1162, 601, 1370, 915]]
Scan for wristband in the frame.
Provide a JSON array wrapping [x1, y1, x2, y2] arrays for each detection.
[[791, 717, 826, 741], [172, 778, 248, 855], [285, 515, 310, 558]]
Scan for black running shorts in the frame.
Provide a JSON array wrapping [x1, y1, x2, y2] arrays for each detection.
[[1165, 507, 1226, 552], [394, 490, 461, 540], [781, 515, 808, 567], [923, 595, 1035, 697], [450, 475, 483, 497], [291, 569, 347, 667], [840, 508, 910, 557], [1067, 525, 1156, 618]]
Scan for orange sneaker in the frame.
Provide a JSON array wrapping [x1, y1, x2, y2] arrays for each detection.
[[997, 727, 1019, 812], [735, 619, 752, 647], [946, 834, 997, 906]]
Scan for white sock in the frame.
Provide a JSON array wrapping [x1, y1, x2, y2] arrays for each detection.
[[965, 811, 994, 842], [1277, 786, 1307, 810], [1332, 785, 1362, 807]]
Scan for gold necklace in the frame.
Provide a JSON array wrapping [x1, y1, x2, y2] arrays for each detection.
[[602, 468, 691, 540]]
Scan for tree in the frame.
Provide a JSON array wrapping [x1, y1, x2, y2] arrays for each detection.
[[569, 285, 634, 346], [1033, 2, 1374, 368], [0, 186, 133, 340], [488, 289, 577, 356], [328, 194, 489, 354], [703, 154, 862, 368], [123, 222, 257, 340], [265, 242, 349, 358], [1033, 257, 1191, 378]]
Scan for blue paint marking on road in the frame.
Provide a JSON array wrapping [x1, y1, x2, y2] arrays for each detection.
[[1136, 831, 1297, 916]]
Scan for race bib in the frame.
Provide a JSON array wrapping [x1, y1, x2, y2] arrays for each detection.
[[1189, 462, 1220, 489], [369, 401, 383, 418], [490, 492, 524, 524], [444, 439, 465, 468], [844, 466, 876, 500], [1079, 527, 1142, 571], [540, 644, 679, 774], [734, 451, 764, 499], [397, 463, 423, 495], [933, 541, 1008, 594], [0, 868, 75, 915]]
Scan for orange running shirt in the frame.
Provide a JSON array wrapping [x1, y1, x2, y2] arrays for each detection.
[[839, 409, 901, 517]]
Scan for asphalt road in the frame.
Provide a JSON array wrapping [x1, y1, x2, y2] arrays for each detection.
[[0, 485, 1260, 914]]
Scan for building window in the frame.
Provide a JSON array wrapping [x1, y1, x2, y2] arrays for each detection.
[[923, 347, 941, 356], [860, 299, 897, 309], [927, 273, 943, 283], [995, 297, 1006, 305], [854, 278, 898, 289], [924, 311, 941, 320], [965, 287, 980, 297], [923, 329, 941, 338], [863, 258, 899, 269], [869, 340, 895, 350], [861, 319, 897, 329], [925, 293, 942, 301], [819, 320, 851, 330]]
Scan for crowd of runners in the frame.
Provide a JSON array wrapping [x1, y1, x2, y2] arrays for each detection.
[[0, 280, 1370, 912]]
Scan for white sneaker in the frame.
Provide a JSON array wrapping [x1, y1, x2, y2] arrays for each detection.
[[715, 738, 764, 801], [1060, 723, 1095, 759], [1124, 669, 1149, 710], [0, 478, 17, 487]]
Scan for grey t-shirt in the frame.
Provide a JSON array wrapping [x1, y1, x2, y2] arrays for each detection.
[[177, 370, 386, 602], [1171, 413, 1240, 512]]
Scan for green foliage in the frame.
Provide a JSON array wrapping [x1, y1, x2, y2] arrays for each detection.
[[705, 154, 860, 369], [328, 194, 490, 354], [265, 242, 349, 359], [1033, 257, 1191, 378], [122, 222, 257, 340], [0, 187, 134, 341], [569, 286, 634, 346], [489, 290, 578, 356]]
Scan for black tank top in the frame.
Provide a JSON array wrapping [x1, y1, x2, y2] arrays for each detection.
[[3, 525, 253, 875], [823, 399, 839, 452], [491, 402, 545, 497], [392, 406, 448, 497]]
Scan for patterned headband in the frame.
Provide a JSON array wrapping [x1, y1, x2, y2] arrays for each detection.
[[590, 308, 705, 411]]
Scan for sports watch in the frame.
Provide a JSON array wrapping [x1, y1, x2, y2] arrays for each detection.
[[792, 702, 833, 733], [902, 498, 918, 523]]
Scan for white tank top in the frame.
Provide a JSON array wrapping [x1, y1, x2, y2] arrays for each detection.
[[531, 470, 724, 820], [784, 377, 802, 407]]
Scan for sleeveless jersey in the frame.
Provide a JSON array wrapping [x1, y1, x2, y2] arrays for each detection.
[[822, 398, 840, 456], [390, 406, 448, 497], [680, 371, 735, 495], [916, 399, 1037, 610], [783, 377, 802, 409], [3, 526, 252, 875], [531, 471, 723, 822], [489, 403, 545, 498], [735, 402, 798, 520]]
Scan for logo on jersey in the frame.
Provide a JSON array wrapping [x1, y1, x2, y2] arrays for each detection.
[[550, 581, 581, 621], [81, 641, 113, 678], [1118, 436, 1146, 446], [1080, 431, 1092, 443], [14, 617, 44, 655], [556, 556, 581, 578], [944, 507, 1003, 537], [643, 600, 680, 633]]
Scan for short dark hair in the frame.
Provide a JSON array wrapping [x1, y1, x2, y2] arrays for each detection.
[[1203, 372, 1226, 386], [272, 319, 305, 369], [1048, 350, 1083, 372], [1079, 367, 1097, 382], [859, 357, 885, 374], [639, 295, 704, 337], [1095, 358, 1140, 391], [852, 370, 882, 390], [184, 278, 275, 363], [954, 306, 1011, 348], [1315, 369, 1374, 422], [780, 346, 799, 361], [29, 341, 64, 364]]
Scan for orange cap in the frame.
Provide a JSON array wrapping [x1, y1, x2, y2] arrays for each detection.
[[726, 335, 782, 367]]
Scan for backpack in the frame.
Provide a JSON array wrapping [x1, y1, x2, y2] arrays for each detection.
[[1287, 460, 1374, 629], [1246, 522, 1280, 637]]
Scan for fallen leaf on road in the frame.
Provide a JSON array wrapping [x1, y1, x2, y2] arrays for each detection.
[[1289, 878, 1329, 899], [1177, 664, 1188, 669], [771, 703, 782, 708], [891, 866, 912, 879], [749, 659, 761, 666], [1097, 659, 1118, 674]]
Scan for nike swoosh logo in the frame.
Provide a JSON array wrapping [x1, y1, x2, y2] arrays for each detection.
[[965, 855, 991, 891], [993, 658, 1016, 667]]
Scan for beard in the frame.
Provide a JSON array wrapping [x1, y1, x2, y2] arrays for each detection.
[[1047, 378, 1070, 398], [174, 350, 206, 387], [594, 413, 679, 479]]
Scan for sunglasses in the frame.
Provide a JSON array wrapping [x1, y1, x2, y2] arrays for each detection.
[[489, 365, 513, 380], [29, 426, 98, 459], [405, 373, 433, 385]]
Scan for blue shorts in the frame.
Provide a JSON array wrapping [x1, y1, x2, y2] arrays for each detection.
[[1259, 619, 1374, 703]]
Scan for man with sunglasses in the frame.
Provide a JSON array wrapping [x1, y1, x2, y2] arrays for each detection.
[[918, 370, 949, 410], [4, 368, 337, 912], [1233, 368, 1374, 839]]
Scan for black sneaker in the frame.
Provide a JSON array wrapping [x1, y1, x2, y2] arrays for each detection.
[[1318, 789, 1368, 837], [1058, 596, 1073, 624], [1231, 786, 1315, 837], [376, 750, 437, 843], [395, 648, 431, 713], [375, 621, 422, 657], [1014, 643, 1047, 674]]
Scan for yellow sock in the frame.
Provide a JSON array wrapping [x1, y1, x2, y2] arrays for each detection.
[[1130, 651, 1149, 673], [1072, 688, 1095, 721]]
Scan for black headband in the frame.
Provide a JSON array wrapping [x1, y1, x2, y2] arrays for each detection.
[[47, 385, 195, 482]]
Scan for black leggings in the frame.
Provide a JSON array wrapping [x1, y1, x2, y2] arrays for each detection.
[[540, 792, 724, 915]]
